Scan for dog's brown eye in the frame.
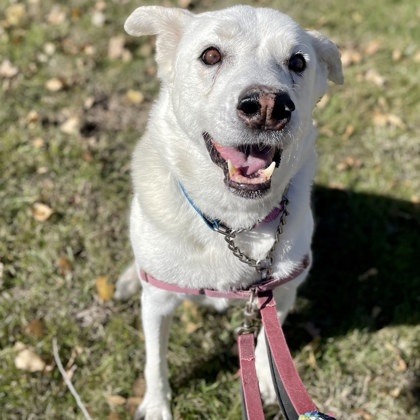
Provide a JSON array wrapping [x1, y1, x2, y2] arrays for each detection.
[[201, 47, 222, 65], [288, 53, 306, 73]]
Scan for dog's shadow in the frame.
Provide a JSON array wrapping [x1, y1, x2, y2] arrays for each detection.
[[295, 185, 419, 339], [171, 186, 419, 390]]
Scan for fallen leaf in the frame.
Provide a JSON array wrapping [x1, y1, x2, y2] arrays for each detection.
[[5, 4, 26, 26], [83, 44, 96, 56], [106, 395, 126, 406], [32, 203, 54, 222], [92, 11, 106, 27], [328, 182, 346, 190], [364, 69, 386, 87], [392, 49, 403, 62], [178, 0, 192, 7], [343, 124, 355, 139], [306, 347, 318, 369], [84, 96, 96, 110], [0, 59, 19, 78], [390, 387, 402, 398], [108, 36, 126, 60], [95, 1, 107, 11], [57, 256, 72, 276], [364, 40, 382, 56], [386, 113, 405, 128], [126, 89, 144, 105], [47, 6, 67, 25], [25, 319, 46, 339], [26, 110, 40, 124], [358, 268, 379, 281], [37, 166, 48, 175], [14, 342, 46, 372], [336, 156, 363, 171], [32, 137, 45, 148], [138, 43, 154, 58], [384, 342, 408, 372], [60, 117, 80, 134], [44, 42, 56, 56], [45, 78, 64, 92], [341, 48, 363, 67], [373, 112, 405, 128], [354, 409, 373, 420], [96, 276, 115, 301], [71, 7, 82, 21], [108, 413, 121, 420]]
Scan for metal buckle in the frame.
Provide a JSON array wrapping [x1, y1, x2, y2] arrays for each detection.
[[256, 257, 273, 281], [236, 289, 261, 336]]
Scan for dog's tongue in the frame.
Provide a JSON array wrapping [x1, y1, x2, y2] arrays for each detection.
[[214, 143, 274, 176]]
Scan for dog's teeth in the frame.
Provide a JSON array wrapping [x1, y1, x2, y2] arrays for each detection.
[[228, 160, 239, 178], [262, 161, 276, 180]]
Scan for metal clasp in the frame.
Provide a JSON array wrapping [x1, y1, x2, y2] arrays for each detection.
[[236, 288, 261, 336], [256, 257, 273, 281]]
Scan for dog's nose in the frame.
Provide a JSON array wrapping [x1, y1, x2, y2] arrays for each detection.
[[237, 87, 295, 130]]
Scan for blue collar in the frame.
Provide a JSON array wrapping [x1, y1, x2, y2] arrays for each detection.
[[179, 182, 223, 231], [178, 182, 288, 233]]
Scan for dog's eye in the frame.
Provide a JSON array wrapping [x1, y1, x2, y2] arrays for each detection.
[[200, 47, 222, 65], [288, 53, 306, 73]]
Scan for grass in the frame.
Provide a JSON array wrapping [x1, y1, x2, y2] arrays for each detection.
[[0, 0, 419, 419]]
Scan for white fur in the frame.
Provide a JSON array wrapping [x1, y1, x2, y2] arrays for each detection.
[[117, 5, 343, 419]]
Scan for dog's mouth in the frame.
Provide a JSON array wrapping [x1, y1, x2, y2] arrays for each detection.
[[203, 132, 282, 198]]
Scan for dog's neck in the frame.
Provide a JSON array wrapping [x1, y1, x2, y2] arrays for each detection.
[[178, 181, 288, 232]]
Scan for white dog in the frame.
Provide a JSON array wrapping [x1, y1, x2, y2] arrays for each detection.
[[116, 5, 343, 419]]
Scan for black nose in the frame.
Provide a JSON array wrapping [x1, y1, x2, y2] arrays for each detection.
[[237, 86, 295, 130]]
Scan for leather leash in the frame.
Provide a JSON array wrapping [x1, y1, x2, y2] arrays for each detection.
[[140, 255, 336, 420]]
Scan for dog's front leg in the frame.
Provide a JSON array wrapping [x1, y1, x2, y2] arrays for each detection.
[[136, 283, 182, 420]]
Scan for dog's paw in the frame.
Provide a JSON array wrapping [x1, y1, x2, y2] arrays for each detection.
[[115, 263, 140, 300], [135, 400, 172, 420]]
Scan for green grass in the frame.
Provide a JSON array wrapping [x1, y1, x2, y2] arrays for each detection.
[[0, 0, 419, 419]]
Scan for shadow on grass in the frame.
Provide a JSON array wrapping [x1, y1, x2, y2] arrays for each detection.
[[285, 185, 419, 343]]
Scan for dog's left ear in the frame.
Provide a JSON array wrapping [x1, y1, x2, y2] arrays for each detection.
[[307, 30, 344, 85], [125, 6, 194, 80]]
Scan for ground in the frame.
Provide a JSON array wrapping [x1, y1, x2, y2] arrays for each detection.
[[0, 0, 419, 419]]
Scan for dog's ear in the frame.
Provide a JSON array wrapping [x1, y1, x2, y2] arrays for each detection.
[[125, 6, 193, 80], [307, 30, 344, 85]]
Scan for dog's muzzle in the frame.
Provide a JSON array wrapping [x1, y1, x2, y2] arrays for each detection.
[[203, 87, 293, 199]]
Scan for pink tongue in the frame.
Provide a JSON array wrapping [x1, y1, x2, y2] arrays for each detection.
[[214, 143, 272, 176]]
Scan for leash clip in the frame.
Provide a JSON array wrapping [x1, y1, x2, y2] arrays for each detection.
[[236, 288, 261, 336], [256, 257, 273, 281]]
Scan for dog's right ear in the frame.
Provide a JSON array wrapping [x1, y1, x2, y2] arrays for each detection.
[[125, 6, 193, 80]]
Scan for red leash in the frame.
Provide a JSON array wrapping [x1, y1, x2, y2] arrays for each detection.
[[140, 255, 336, 419]]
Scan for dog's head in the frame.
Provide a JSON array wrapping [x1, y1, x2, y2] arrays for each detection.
[[125, 5, 343, 209]]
